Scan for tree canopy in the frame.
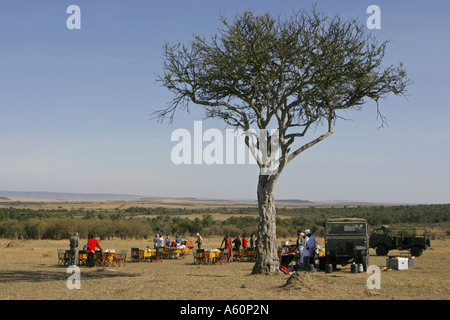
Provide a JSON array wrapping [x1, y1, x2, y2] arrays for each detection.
[[155, 9, 411, 175]]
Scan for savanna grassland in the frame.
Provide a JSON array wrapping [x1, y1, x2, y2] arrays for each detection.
[[0, 198, 449, 301]]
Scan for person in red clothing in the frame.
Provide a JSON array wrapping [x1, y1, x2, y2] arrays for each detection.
[[242, 234, 248, 249], [87, 234, 102, 267], [220, 233, 232, 262]]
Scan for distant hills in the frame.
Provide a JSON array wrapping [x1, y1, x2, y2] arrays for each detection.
[[0, 190, 376, 205], [0, 191, 316, 203], [276, 199, 313, 203], [0, 191, 144, 201]]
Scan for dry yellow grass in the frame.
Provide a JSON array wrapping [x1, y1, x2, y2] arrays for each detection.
[[1, 198, 448, 301], [0, 236, 449, 300]]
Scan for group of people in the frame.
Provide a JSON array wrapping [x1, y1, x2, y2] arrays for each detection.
[[69, 232, 102, 268], [219, 233, 257, 262], [69, 232, 191, 268], [68, 230, 317, 270], [153, 234, 183, 248], [296, 229, 316, 270]]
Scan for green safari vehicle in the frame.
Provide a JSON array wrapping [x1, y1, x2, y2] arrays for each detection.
[[322, 218, 369, 271]]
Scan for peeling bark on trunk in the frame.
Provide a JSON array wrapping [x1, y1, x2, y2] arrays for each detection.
[[251, 174, 279, 274]]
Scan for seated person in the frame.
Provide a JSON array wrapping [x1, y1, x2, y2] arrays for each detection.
[[175, 234, 182, 247], [165, 235, 172, 247]]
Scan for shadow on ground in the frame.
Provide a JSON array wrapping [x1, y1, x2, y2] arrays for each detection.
[[0, 268, 139, 283]]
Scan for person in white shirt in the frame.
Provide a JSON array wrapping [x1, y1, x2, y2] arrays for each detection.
[[305, 229, 316, 267], [296, 232, 309, 270], [303, 232, 309, 260], [154, 234, 163, 248], [300, 241, 310, 270]]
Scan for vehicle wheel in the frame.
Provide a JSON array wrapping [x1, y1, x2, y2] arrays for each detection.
[[410, 247, 422, 257], [375, 246, 388, 256]]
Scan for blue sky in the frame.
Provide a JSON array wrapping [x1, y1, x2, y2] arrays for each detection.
[[0, 0, 449, 204]]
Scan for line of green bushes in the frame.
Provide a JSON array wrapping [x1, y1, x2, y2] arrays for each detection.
[[0, 204, 448, 240]]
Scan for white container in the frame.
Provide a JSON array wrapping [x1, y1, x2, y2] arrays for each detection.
[[358, 263, 364, 273], [390, 257, 408, 270]]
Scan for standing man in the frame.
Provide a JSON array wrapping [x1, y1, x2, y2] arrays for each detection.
[[300, 240, 310, 270], [242, 234, 248, 249], [220, 233, 232, 262], [305, 229, 316, 267], [195, 233, 203, 250], [87, 234, 102, 268], [232, 235, 241, 252], [232, 235, 242, 261], [250, 234, 256, 249], [296, 232, 306, 269], [154, 234, 163, 248], [296, 231, 302, 248], [69, 232, 79, 266]]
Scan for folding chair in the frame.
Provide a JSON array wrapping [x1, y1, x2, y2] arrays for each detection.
[[115, 252, 125, 267], [95, 251, 104, 267], [103, 252, 115, 267], [209, 250, 220, 264], [155, 247, 164, 262], [217, 248, 228, 264], [78, 250, 88, 266], [131, 248, 143, 262], [194, 249, 205, 264], [204, 251, 211, 264], [64, 250, 71, 266], [119, 250, 127, 266], [144, 249, 155, 262], [57, 249, 66, 266], [246, 248, 257, 262], [162, 248, 171, 259], [115, 250, 128, 267]]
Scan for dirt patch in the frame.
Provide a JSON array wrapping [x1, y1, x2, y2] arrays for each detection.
[[281, 272, 316, 289], [279, 271, 336, 296]]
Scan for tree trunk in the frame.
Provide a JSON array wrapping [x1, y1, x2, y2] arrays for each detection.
[[251, 174, 279, 274]]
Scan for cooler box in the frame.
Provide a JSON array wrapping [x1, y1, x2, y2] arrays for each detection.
[[389, 257, 408, 270]]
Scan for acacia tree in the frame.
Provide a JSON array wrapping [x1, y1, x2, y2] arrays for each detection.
[[153, 9, 411, 274]]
